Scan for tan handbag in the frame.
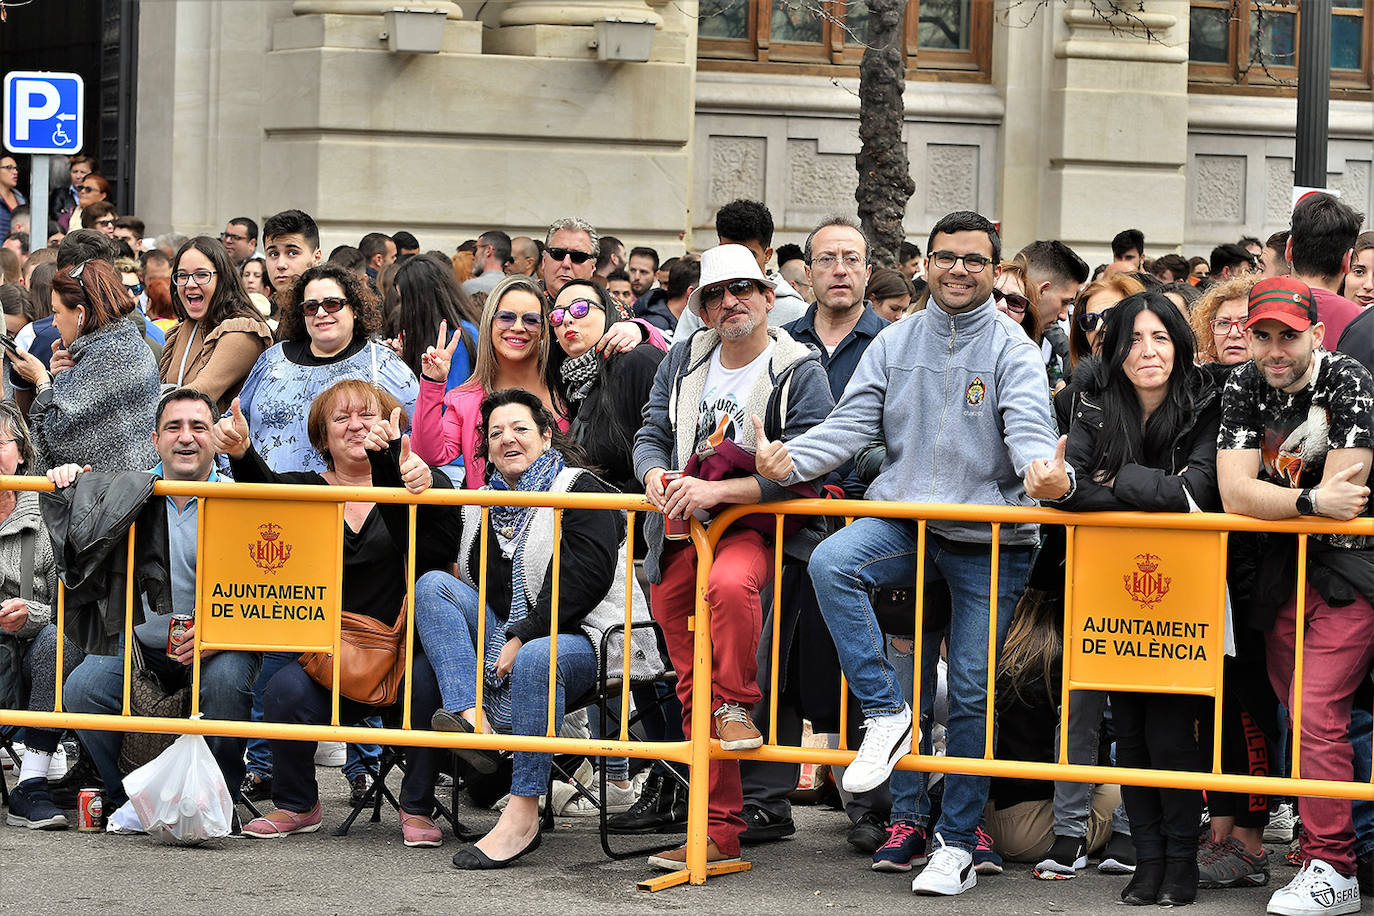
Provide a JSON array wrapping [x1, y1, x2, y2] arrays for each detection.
[[300, 601, 407, 707]]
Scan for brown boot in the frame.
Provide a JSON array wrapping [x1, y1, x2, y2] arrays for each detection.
[[714, 702, 763, 751], [647, 838, 741, 871]]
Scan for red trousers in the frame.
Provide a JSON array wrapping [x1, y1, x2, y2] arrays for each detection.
[[650, 529, 772, 856], [1266, 581, 1374, 875]]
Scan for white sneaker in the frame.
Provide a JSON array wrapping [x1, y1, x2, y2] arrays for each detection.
[[313, 741, 346, 767], [1267, 858, 1360, 916], [559, 779, 637, 817], [1265, 802, 1298, 844], [912, 833, 976, 896], [45, 743, 67, 780], [842, 705, 913, 794]]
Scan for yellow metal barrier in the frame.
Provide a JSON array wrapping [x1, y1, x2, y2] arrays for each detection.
[[3, 471, 1372, 891]]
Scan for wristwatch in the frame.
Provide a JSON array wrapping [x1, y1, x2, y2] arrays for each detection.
[[1295, 487, 1317, 516]]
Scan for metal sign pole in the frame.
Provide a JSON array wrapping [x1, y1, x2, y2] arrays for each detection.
[[29, 154, 48, 239]]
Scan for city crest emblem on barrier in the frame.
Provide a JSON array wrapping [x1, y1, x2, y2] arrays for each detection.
[[249, 523, 292, 575], [1123, 553, 1170, 608], [965, 376, 986, 407]]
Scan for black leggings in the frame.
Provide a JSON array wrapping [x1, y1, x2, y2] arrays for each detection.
[[1200, 624, 1279, 828], [1111, 690, 1206, 861]]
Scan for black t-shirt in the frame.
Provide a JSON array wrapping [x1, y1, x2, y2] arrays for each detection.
[[282, 335, 367, 367], [342, 505, 406, 620], [1218, 349, 1374, 549]]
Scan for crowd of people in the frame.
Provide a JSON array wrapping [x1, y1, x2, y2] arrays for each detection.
[[0, 152, 1371, 915]]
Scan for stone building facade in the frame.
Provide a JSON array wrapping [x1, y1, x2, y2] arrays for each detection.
[[133, 1, 1374, 265]]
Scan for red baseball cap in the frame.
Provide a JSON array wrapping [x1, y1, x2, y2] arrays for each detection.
[[1245, 276, 1317, 331]]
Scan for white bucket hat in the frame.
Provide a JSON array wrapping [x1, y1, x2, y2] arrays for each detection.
[[686, 244, 776, 315]]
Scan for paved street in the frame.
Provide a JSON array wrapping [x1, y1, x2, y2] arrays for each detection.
[[1, 763, 1295, 915]]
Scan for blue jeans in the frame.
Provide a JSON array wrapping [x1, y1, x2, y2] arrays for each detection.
[[809, 518, 1032, 853], [62, 639, 259, 805], [414, 569, 623, 796], [245, 651, 382, 781]]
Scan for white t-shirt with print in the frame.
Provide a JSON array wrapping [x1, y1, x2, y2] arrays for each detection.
[[694, 342, 773, 453]]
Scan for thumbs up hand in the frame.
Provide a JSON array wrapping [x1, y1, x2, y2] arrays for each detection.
[[211, 397, 251, 460], [397, 433, 432, 494], [1025, 435, 1071, 500], [1315, 462, 1370, 520], [752, 416, 793, 481]]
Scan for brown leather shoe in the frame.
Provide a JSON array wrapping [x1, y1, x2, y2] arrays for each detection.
[[714, 702, 763, 751], [647, 838, 741, 871]]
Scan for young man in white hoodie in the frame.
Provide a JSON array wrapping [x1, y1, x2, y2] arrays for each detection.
[[756, 210, 1072, 897]]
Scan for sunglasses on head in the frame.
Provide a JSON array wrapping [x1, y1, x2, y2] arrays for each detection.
[[544, 247, 595, 265], [700, 278, 759, 310], [550, 299, 598, 327], [494, 309, 543, 332], [1077, 310, 1109, 332], [302, 297, 348, 316], [992, 287, 1029, 315]]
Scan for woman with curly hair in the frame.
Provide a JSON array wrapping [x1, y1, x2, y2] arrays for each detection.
[[237, 262, 418, 473]]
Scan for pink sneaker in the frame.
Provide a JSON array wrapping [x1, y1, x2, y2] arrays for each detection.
[[401, 811, 443, 847], [243, 802, 323, 838]]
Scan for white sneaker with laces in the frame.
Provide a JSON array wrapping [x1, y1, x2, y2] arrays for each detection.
[[313, 741, 346, 767], [912, 833, 976, 896], [1267, 858, 1360, 916], [842, 705, 913, 794], [1265, 802, 1298, 844], [560, 779, 638, 817]]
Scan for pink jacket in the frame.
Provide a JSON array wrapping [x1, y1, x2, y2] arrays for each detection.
[[411, 380, 571, 488], [412, 320, 667, 488]]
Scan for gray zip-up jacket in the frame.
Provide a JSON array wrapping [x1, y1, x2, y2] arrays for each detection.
[[781, 295, 1070, 546]]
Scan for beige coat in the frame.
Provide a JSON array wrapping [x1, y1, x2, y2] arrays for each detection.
[[158, 315, 274, 413]]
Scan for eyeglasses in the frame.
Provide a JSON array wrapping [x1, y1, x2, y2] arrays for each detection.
[[220, 232, 248, 243], [1077, 310, 1109, 332], [544, 247, 595, 265], [550, 299, 598, 327], [125, 282, 144, 296], [811, 253, 866, 271], [700, 278, 760, 311], [1210, 318, 1246, 336], [0, 164, 17, 172], [494, 310, 543, 332], [302, 297, 348, 316], [930, 251, 992, 273], [992, 287, 1029, 315], [173, 269, 216, 286]]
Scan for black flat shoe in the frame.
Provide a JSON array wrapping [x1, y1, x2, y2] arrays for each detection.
[[432, 710, 501, 775], [451, 832, 542, 870]]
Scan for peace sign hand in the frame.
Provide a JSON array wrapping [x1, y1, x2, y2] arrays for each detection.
[[420, 320, 461, 383]]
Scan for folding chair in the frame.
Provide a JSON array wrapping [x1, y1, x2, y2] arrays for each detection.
[[543, 619, 686, 859], [0, 724, 23, 807]]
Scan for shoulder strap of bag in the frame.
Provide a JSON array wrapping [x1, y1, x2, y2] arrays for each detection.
[[128, 631, 148, 673], [18, 526, 34, 603], [370, 342, 379, 384]]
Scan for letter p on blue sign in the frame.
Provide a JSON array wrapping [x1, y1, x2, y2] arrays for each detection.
[[4, 72, 83, 155]]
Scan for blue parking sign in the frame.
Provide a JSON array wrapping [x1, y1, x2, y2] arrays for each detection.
[[3, 71, 84, 155]]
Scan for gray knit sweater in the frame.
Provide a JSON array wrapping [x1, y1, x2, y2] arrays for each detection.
[[0, 489, 58, 640], [30, 318, 160, 472]]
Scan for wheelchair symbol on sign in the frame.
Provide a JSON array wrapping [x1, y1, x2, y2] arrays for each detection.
[[52, 114, 76, 146]]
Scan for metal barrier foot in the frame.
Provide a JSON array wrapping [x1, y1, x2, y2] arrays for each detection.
[[636, 860, 752, 892]]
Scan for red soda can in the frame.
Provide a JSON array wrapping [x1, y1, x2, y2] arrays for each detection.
[[661, 471, 690, 540], [167, 613, 193, 658], [77, 788, 103, 831]]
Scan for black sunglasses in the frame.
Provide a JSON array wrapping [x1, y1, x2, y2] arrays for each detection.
[[1077, 310, 1109, 332], [544, 247, 595, 265], [992, 288, 1029, 315], [700, 278, 759, 310], [302, 297, 348, 316]]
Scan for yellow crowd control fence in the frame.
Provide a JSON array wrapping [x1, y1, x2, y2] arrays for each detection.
[[0, 473, 1371, 891]]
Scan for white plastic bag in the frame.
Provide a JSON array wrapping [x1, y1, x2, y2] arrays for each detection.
[[106, 798, 146, 834], [123, 733, 233, 845]]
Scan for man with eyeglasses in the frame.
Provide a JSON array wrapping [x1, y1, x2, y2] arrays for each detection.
[[755, 210, 1072, 898], [634, 242, 835, 873], [221, 217, 260, 266], [736, 216, 892, 851]]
